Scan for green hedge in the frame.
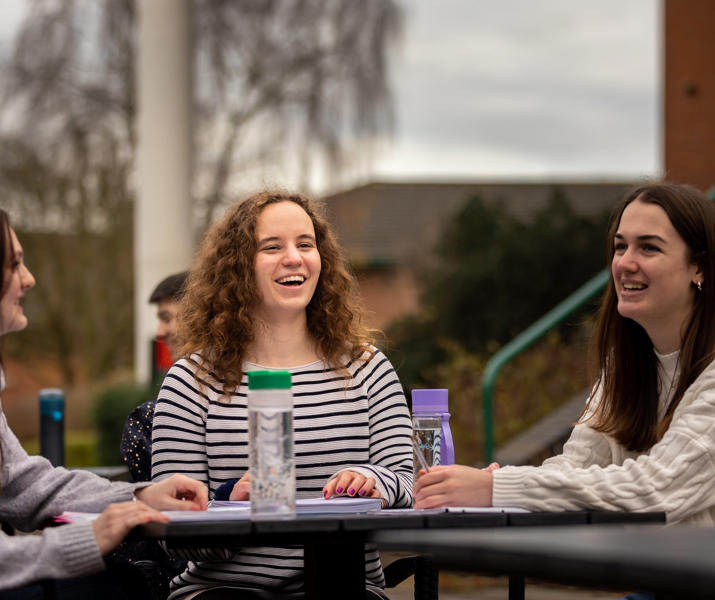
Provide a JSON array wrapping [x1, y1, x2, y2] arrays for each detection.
[[22, 430, 98, 467], [92, 382, 155, 465]]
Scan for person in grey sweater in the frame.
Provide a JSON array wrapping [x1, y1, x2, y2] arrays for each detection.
[[0, 208, 209, 594]]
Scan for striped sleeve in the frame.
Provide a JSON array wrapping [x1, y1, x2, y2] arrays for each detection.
[[151, 360, 234, 562], [152, 361, 212, 483], [149, 351, 413, 598], [334, 350, 414, 508]]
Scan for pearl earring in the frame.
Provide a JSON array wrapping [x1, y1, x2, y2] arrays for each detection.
[[696, 280, 703, 292]]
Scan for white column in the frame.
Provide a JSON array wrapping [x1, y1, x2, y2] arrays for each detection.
[[134, 0, 194, 383]]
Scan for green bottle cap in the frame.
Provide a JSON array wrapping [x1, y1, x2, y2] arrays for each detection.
[[247, 370, 292, 390]]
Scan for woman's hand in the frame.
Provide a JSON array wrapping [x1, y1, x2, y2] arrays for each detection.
[[92, 500, 170, 555], [134, 473, 208, 511], [229, 470, 251, 501], [323, 471, 381, 500], [413, 464, 493, 509]]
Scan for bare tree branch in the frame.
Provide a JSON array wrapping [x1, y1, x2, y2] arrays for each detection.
[[0, 0, 401, 382]]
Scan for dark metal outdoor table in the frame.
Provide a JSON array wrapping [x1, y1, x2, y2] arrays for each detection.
[[374, 521, 715, 600], [138, 509, 664, 600]]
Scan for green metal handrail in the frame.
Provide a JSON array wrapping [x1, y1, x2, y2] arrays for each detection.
[[480, 268, 610, 463], [479, 184, 715, 463]]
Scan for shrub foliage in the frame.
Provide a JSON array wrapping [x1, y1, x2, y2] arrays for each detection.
[[385, 191, 610, 463]]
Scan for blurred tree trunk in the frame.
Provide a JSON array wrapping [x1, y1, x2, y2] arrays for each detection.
[[0, 0, 401, 383]]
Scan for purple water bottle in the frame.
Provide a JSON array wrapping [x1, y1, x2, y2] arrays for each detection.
[[411, 389, 454, 478]]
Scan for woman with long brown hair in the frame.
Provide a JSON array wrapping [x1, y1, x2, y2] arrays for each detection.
[[415, 182, 715, 527], [151, 191, 412, 599], [0, 209, 207, 598]]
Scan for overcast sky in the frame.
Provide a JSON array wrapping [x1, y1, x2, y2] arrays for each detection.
[[370, 0, 661, 184], [0, 0, 660, 189]]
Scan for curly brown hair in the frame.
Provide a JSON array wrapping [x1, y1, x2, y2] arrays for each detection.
[[177, 191, 375, 395]]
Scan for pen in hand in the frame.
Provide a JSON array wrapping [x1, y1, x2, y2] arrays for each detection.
[[411, 433, 431, 473]]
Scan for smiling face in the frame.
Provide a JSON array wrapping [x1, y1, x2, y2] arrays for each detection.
[[1, 227, 36, 336], [155, 298, 181, 359], [253, 201, 321, 322], [612, 198, 701, 353]]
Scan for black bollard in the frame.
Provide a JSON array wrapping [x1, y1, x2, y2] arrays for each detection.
[[39, 388, 65, 467]]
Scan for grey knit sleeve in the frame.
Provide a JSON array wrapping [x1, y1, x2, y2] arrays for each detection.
[[0, 522, 105, 591]]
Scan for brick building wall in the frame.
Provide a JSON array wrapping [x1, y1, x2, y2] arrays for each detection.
[[665, 0, 715, 192]]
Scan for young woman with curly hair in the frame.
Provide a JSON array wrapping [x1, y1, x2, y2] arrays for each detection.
[[415, 182, 715, 532], [176, 191, 373, 395], [151, 191, 413, 599]]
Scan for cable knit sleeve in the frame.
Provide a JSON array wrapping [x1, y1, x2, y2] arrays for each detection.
[[493, 359, 715, 524], [537, 386, 615, 472]]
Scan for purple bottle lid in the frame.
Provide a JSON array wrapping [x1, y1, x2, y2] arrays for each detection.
[[411, 389, 448, 414]]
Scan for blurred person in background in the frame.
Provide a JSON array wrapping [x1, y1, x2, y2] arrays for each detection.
[[150, 271, 189, 361], [121, 271, 188, 482], [0, 208, 207, 599], [116, 271, 190, 597]]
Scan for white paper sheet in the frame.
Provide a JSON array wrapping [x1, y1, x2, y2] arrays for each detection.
[[56, 496, 383, 524]]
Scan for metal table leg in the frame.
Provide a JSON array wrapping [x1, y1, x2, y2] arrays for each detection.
[[508, 575, 525, 600]]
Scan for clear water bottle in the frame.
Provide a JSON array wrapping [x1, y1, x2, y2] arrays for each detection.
[[411, 389, 454, 480], [39, 388, 65, 467], [247, 370, 296, 519]]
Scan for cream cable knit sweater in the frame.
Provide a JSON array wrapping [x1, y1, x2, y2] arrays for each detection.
[[493, 352, 715, 526]]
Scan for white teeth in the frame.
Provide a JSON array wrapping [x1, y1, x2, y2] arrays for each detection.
[[277, 275, 305, 284], [623, 283, 646, 290]]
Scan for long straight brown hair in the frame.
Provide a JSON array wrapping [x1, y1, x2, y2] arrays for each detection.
[[0, 209, 13, 479], [588, 183, 715, 451], [0, 209, 12, 365]]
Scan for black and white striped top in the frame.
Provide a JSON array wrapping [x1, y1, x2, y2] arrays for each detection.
[[151, 348, 413, 599]]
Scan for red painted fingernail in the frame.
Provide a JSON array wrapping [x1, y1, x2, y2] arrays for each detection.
[[336, 486, 343, 494], [348, 488, 355, 496], [359, 489, 366, 496], [323, 490, 328, 498]]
